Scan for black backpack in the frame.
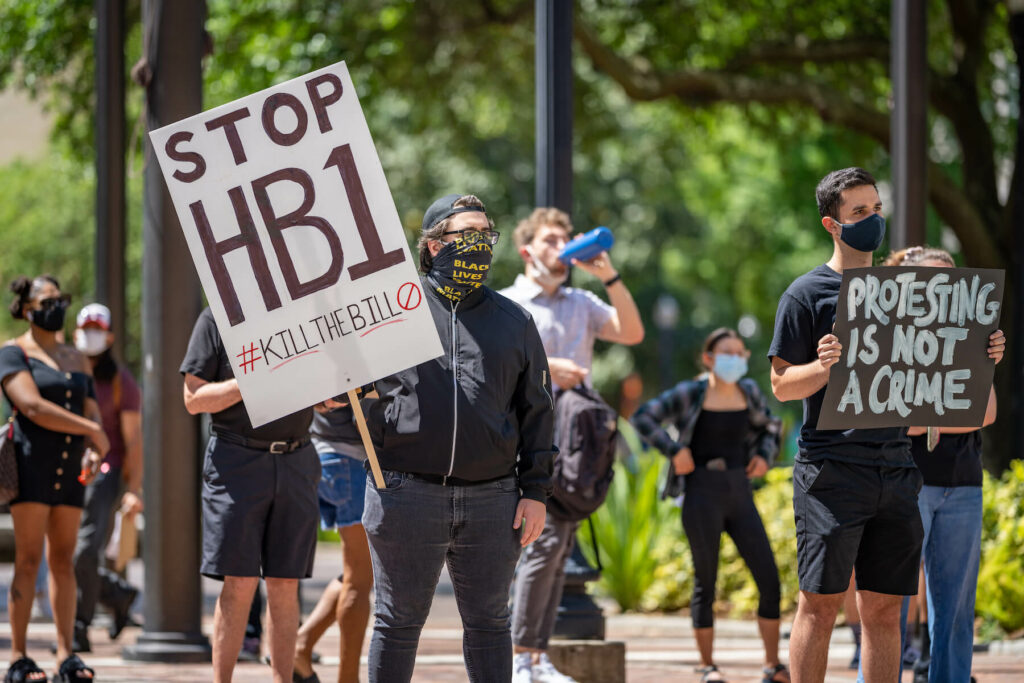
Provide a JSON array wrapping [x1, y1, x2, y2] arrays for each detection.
[[547, 385, 618, 522]]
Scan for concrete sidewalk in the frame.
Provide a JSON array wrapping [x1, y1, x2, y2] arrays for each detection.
[[2, 542, 1022, 681]]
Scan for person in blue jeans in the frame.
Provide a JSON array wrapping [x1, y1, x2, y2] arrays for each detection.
[[882, 246, 1002, 683], [362, 193, 555, 683], [291, 404, 374, 683]]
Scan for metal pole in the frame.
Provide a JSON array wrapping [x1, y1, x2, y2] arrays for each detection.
[[1008, 3, 1024, 468], [890, 0, 927, 248], [536, 0, 605, 641], [122, 0, 209, 662], [94, 0, 126, 359], [535, 0, 573, 211]]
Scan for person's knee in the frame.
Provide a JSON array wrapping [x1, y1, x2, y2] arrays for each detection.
[[14, 551, 43, 578], [47, 555, 75, 577], [221, 575, 260, 600], [265, 577, 299, 601], [858, 593, 903, 629], [798, 592, 843, 622]]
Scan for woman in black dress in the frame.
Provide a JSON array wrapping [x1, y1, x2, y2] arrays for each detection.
[[1, 275, 109, 682]]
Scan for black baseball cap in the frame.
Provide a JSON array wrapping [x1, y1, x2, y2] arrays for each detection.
[[421, 193, 487, 233]]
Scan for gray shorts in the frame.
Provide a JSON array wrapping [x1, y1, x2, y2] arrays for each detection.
[[200, 436, 321, 579]]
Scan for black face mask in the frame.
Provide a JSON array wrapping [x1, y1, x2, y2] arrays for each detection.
[[429, 233, 493, 303], [836, 213, 886, 253], [28, 304, 67, 332]]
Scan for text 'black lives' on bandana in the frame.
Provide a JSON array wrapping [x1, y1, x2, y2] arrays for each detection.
[[429, 232, 494, 303]]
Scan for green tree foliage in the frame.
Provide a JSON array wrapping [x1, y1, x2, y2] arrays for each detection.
[[0, 1, 1019, 469]]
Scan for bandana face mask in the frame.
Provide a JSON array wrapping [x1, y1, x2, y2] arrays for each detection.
[[429, 231, 494, 303]]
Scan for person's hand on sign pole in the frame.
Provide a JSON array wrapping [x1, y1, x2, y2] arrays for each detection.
[[988, 329, 1006, 364], [816, 333, 843, 371], [745, 455, 769, 479], [513, 498, 546, 546], [315, 396, 349, 413], [672, 446, 695, 475]]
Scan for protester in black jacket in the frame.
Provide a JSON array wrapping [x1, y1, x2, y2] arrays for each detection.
[[362, 193, 555, 683]]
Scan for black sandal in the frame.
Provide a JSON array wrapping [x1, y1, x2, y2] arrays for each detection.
[[51, 655, 93, 682], [4, 657, 47, 682], [762, 663, 790, 683], [695, 664, 727, 682]]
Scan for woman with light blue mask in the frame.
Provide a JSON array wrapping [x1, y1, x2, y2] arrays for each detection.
[[633, 328, 789, 683]]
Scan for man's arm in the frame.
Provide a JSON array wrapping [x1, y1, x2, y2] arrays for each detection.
[[573, 253, 644, 345], [597, 278, 644, 345], [769, 333, 842, 402], [182, 373, 242, 415]]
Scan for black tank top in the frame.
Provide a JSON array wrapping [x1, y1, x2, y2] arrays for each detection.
[[689, 409, 749, 470]]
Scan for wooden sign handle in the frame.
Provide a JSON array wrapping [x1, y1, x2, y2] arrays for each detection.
[[348, 389, 385, 489]]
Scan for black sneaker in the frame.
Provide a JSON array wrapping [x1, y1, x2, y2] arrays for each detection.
[[848, 643, 860, 670], [73, 623, 92, 653], [108, 585, 139, 640]]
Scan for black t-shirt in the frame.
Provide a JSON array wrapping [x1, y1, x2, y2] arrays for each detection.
[[689, 409, 750, 470], [310, 404, 363, 445], [768, 264, 912, 466], [911, 431, 983, 487], [179, 308, 313, 441]]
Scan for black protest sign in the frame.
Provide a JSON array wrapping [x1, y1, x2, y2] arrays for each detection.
[[817, 266, 1004, 430]]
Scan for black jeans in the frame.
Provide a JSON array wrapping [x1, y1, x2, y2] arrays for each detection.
[[73, 466, 130, 628], [681, 468, 780, 628], [362, 471, 522, 682]]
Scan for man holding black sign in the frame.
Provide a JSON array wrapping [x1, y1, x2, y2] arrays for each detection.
[[767, 167, 1003, 683]]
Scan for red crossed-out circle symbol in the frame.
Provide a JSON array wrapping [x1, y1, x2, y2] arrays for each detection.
[[397, 282, 422, 310]]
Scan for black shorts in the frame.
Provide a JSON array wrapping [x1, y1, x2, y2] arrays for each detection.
[[792, 459, 923, 595], [200, 436, 321, 579]]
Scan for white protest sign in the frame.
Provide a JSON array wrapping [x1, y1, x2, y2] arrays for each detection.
[[149, 61, 443, 427]]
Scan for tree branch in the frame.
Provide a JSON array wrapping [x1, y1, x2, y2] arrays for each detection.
[[575, 20, 1004, 270], [727, 38, 890, 69]]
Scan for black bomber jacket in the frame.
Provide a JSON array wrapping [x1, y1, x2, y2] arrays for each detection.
[[367, 277, 556, 503]]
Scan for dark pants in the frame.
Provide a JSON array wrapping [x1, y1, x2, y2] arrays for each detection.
[[362, 471, 522, 683], [511, 514, 578, 650], [73, 466, 133, 629], [682, 468, 781, 629]]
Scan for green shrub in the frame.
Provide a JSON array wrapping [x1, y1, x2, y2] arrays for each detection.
[[977, 460, 1024, 634], [578, 420, 678, 612], [590, 457, 1023, 638]]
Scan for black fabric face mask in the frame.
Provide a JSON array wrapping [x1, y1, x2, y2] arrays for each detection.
[[29, 304, 67, 332], [429, 233, 494, 303], [836, 213, 886, 253]]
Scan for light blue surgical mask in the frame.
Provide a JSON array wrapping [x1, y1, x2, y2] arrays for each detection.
[[712, 354, 747, 384]]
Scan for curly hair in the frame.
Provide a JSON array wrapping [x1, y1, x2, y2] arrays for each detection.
[[8, 274, 60, 319], [512, 207, 573, 248], [882, 246, 955, 267]]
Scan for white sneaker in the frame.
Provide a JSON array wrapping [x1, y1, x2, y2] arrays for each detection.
[[513, 653, 534, 683], [532, 653, 578, 683]]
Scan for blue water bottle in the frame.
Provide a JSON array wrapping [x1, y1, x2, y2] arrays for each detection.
[[558, 226, 615, 265]]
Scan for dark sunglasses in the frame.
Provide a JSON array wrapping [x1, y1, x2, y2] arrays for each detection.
[[441, 229, 500, 246], [37, 294, 71, 310]]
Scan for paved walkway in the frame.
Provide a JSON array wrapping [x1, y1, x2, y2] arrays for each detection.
[[1, 543, 1022, 681]]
